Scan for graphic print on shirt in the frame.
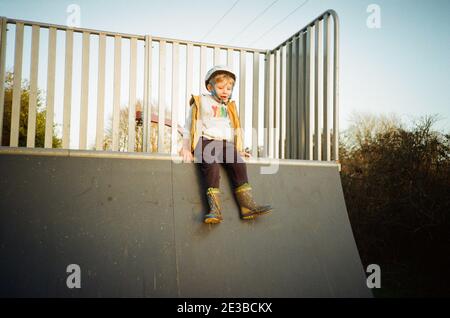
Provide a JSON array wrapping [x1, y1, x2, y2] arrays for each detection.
[[182, 94, 234, 143], [211, 104, 228, 119]]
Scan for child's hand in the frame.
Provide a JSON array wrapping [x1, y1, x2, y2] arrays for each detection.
[[180, 147, 194, 162], [240, 151, 252, 159]]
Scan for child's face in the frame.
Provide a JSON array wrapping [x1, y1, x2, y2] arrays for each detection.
[[209, 79, 233, 103]]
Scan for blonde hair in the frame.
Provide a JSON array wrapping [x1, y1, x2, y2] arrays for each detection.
[[212, 73, 235, 86]]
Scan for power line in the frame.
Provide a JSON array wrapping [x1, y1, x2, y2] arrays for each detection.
[[228, 0, 279, 44], [249, 0, 309, 47], [200, 0, 240, 41]]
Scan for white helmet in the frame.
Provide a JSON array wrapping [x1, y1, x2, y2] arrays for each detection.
[[204, 65, 236, 89]]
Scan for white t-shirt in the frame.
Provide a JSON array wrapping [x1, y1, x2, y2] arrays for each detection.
[[183, 94, 234, 143]]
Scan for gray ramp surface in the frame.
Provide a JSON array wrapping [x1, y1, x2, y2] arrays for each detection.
[[0, 152, 371, 297]]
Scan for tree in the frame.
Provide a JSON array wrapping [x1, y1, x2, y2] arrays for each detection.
[[1, 71, 62, 148], [340, 111, 450, 297]]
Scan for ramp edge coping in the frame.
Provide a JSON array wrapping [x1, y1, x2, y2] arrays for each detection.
[[0, 147, 341, 170]]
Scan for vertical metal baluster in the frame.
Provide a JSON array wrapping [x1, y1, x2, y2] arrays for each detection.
[[291, 37, 299, 159], [10, 22, 24, 147], [143, 35, 152, 152], [332, 13, 340, 162], [285, 42, 292, 158], [128, 37, 137, 152], [280, 46, 286, 159], [0, 18, 7, 144], [305, 25, 315, 160], [79, 31, 90, 150], [45, 27, 57, 148], [323, 14, 332, 161], [251, 52, 259, 158], [185, 43, 193, 136], [298, 33, 306, 160], [314, 20, 323, 161], [27, 25, 40, 148], [200, 45, 207, 95], [96, 33, 106, 150], [112, 35, 122, 151], [158, 40, 166, 153], [274, 49, 280, 159], [239, 49, 246, 146], [171, 42, 179, 155]]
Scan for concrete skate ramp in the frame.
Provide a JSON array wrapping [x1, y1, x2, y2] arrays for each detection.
[[0, 149, 372, 297]]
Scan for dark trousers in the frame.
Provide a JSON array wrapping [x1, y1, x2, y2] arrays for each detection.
[[194, 136, 249, 189]]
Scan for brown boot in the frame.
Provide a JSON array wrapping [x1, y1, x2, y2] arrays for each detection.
[[204, 187, 223, 224], [234, 183, 273, 220]]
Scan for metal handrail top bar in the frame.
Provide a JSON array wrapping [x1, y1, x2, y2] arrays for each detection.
[[270, 9, 339, 53], [2, 16, 267, 53]]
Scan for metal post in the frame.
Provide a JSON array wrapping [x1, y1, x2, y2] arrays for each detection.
[[0, 18, 8, 146], [143, 35, 152, 152]]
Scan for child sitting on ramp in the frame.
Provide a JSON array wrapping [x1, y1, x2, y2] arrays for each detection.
[[180, 65, 273, 224]]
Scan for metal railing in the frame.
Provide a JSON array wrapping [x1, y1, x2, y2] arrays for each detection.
[[266, 10, 339, 161], [0, 10, 339, 161]]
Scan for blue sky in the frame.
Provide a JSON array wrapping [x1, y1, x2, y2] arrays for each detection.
[[1, 0, 449, 149]]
